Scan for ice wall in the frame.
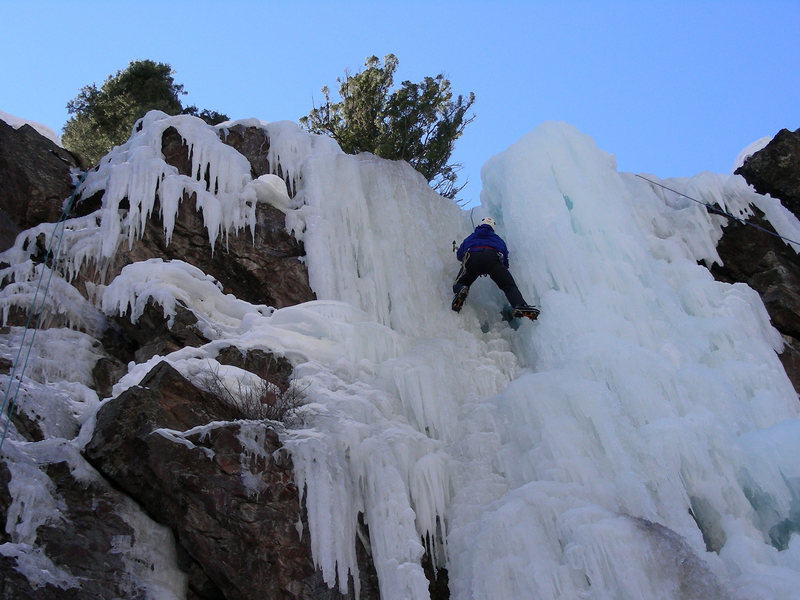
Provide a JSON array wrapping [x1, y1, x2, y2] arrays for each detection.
[[288, 120, 800, 599], [4, 111, 800, 599], [283, 152, 524, 598], [440, 122, 800, 599]]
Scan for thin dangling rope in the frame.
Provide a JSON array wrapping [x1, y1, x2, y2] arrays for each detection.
[[0, 172, 86, 452]]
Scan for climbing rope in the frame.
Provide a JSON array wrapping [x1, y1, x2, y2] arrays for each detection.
[[635, 174, 800, 249], [0, 172, 86, 453]]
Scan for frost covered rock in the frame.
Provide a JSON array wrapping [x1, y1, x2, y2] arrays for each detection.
[[711, 210, 800, 391], [0, 118, 80, 250], [104, 195, 313, 309], [0, 441, 186, 600], [103, 297, 210, 365], [5, 105, 800, 600], [0, 112, 362, 599], [735, 128, 800, 215], [79, 120, 314, 309], [216, 123, 282, 180], [716, 129, 800, 391], [84, 360, 377, 600]]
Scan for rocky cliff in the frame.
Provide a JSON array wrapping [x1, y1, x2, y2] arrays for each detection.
[[715, 128, 800, 389], [0, 119, 81, 251], [0, 115, 797, 599], [0, 117, 383, 600]]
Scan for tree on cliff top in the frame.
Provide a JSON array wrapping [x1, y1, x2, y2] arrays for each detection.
[[300, 54, 475, 199], [62, 60, 228, 165]]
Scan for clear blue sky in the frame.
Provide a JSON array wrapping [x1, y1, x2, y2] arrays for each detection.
[[2, 0, 798, 205]]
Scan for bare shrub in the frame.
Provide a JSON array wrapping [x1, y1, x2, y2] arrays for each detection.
[[200, 360, 305, 423]]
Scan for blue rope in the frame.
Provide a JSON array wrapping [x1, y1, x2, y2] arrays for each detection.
[[0, 172, 86, 452]]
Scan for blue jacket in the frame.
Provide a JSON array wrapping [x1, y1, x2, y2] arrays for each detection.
[[457, 224, 509, 267]]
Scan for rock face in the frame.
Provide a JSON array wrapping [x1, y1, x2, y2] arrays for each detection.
[[735, 128, 800, 216], [0, 119, 81, 250], [2, 118, 798, 599], [0, 121, 383, 599], [0, 452, 179, 600], [104, 194, 312, 309], [83, 359, 372, 600], [718, 128, 800, 392], [73, 125, 314, 309]]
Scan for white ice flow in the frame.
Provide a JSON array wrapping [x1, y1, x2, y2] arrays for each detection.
[[2, 111, 800, 599]]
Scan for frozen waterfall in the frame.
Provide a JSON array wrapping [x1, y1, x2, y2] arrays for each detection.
[[4, 111, 800, 599], [288, 120, 800, 599]]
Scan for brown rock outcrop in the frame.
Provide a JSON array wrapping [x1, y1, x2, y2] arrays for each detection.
[[0, 119, 80, 250], [0, 120, 341, 598], [76, 124, 314, 309], [719, 128, 800, 392], [735, 128, 800, 215], [84, 359, 377, 599]]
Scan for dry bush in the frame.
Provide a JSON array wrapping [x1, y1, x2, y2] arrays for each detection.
[[200, 361, 305, 423]]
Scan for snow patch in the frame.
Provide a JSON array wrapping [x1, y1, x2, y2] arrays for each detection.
[[0, 110, 62, 146]]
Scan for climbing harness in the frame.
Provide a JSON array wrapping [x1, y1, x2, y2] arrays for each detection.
[[0, 172, 87, 453], [635, 174, 800, 249]]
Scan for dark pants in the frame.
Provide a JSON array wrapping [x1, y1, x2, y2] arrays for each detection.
[[453, 250, 527, 307]]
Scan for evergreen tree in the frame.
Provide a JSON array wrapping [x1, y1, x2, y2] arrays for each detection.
[[301, 55, 475, 198], [182, 107, 229, 126], [62, 60, 228, 164]]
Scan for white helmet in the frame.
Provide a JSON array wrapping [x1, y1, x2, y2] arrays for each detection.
[[480, 217, 496, 229]]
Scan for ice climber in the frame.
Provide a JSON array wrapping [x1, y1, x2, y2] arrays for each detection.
[[451, 217, 539, 319]]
